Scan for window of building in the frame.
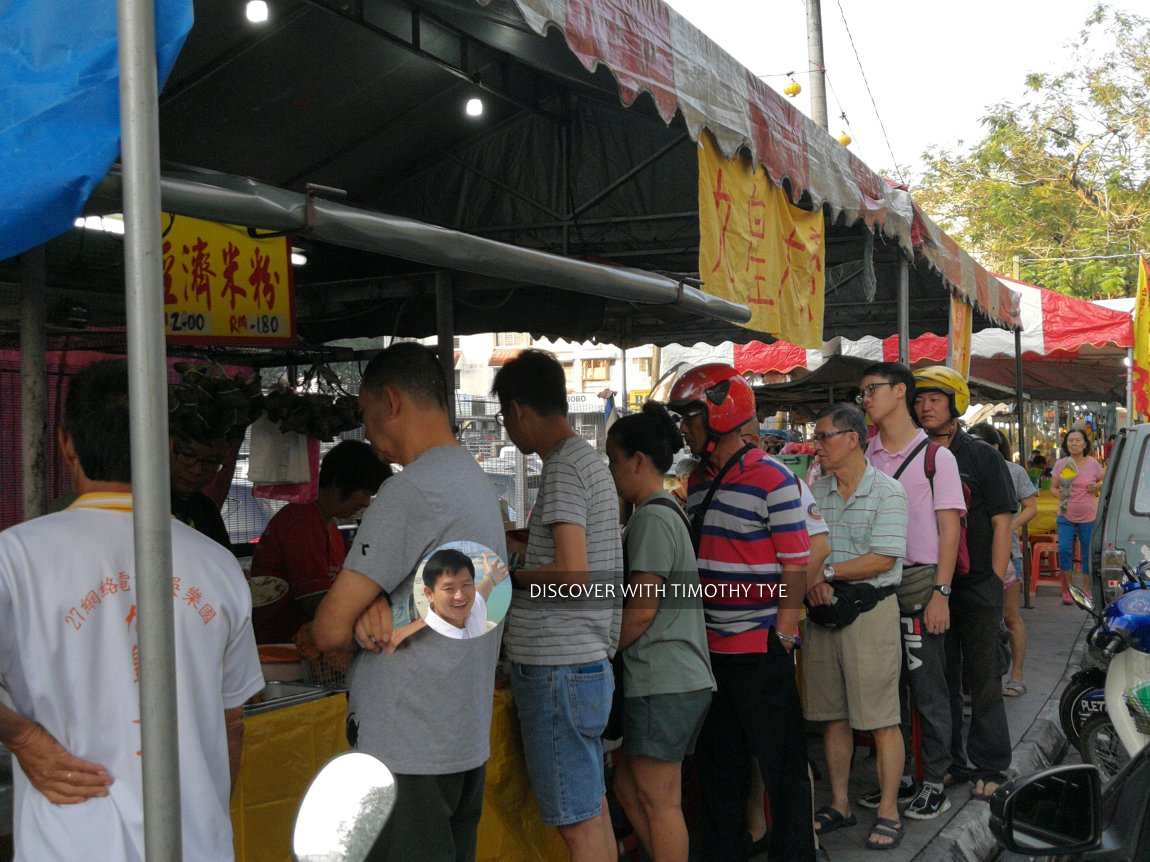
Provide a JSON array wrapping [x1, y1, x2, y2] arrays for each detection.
[[632, 357, 652, 377], [582, 358, 613, 383], [561, 361, 576, 389], [495, 332, 529, 347]]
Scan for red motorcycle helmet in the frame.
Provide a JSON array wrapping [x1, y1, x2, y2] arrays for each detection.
[[668, 364, 755, 435]]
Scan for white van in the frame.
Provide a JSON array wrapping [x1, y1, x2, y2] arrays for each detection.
[[1091, 424, 1150, 603]]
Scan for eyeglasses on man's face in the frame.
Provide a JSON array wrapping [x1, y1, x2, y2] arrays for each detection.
[[811, 429, 854, 445], [172, 448, 224, 473], [675, 407, 705, 426], [854, 381, 896, 404]]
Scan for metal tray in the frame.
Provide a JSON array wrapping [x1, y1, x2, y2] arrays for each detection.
[[244, 681, 334, 716]]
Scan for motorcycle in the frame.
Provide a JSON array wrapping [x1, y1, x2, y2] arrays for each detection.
[[1067, 561, 1150, 782], [294, 751, 396, 862]]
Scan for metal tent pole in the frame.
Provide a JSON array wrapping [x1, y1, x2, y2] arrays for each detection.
[[436, 271, 456, 429], [897, 258, 909, 364], [20, 247, 48, 521], [1015, 327, 1031, 608], [116, 0, 182, 857]]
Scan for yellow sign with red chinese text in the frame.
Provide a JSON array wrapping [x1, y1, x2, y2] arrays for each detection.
[[162, 214, 296, 346], [1134, 255, 1150, 421], [697, 132, 825, 348], [947, 296, 972, 379]]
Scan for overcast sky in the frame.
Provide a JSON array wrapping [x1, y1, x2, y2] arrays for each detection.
[[664, 0, 1142, 183]]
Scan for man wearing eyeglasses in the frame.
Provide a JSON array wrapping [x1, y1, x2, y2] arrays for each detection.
[[805, 403, 908, 850], [856, 362, 965, 822], [169, 427, 232, 549]]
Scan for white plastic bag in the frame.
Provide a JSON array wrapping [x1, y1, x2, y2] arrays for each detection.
[[248, 415, 311, 484]]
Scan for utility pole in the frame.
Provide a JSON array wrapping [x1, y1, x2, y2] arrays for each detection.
[[806, 0, 829, 129]]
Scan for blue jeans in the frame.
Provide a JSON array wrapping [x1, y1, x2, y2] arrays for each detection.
[[1056, 515, 1094, 574], [510, 660, 613, 826]]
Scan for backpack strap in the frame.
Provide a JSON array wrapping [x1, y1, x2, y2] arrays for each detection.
[[892, 438, 930, 482], [644, 495, 693, 535], [924, 442, 938, 496], [624, 496, 693, 579]]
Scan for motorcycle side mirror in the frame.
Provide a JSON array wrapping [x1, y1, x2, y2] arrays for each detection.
[[293, 752, 396, 862], [1068, 585, 1097, 615], [989, 763, 1102, 855]]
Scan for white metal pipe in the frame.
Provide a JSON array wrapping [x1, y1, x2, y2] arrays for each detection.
[[88, 168, 751, 327], [115, 0, 183, 856]]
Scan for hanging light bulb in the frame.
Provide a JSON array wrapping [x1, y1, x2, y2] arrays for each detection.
[[246, 0, 269, 24], [465, 97, 484, 118], [784, 80, 801, 97], [837, 132, 852, 146]]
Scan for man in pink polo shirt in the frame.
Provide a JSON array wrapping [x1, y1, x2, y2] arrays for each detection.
[[856, 362, 966, 821]]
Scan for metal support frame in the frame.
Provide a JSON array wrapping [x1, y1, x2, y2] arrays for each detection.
[[301, 0, 559, 122], [1015, 327, 1032, 608], [20, 247, 48, 521], [449, 155, 565, 222], [117, 0, 182, 856], [897, 257, 909, 364], [570, 133, 690, 219], [436, 271, 455, 429]]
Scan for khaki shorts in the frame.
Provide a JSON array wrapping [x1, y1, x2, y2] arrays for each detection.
[[801, 593, 901, 731]]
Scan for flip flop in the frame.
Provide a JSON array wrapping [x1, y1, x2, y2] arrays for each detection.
[[813, 805, 857, 835], [971, 779, 1002, 800], [1003, 680, 1027, 697], [866, 817, 903, 850]]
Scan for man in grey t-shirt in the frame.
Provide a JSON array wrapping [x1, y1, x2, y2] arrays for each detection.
[[493, 350, 623, 862], [314, 343, 506, 862]]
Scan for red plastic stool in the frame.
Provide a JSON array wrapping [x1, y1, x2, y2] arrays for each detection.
[[1029, 541, 1061, 597]]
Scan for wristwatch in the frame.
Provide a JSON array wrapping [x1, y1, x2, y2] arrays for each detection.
[[776, 631, 802, 649], [933, 584, 952, 597], [822, 564, 836, 583]]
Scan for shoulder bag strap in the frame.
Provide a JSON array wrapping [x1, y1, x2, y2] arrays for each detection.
[[644, 495, 694, 536], [689, 444, 753, 554]]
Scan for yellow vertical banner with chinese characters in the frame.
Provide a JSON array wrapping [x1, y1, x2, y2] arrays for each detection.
[[162, 214, 297, 346], [947, 296, 972, 379], [1134, 255, 1150, 421], [697, 132, 824, 348]]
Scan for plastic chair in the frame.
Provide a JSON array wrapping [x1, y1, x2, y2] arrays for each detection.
[[1028, 541, 1061, 597]]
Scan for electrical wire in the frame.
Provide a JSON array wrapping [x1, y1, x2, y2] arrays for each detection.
[[1017, 252, 1148, 262], [834, 0, 905, 184]]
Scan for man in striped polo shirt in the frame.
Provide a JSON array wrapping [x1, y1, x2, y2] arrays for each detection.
[[669, 364, 814, 862]]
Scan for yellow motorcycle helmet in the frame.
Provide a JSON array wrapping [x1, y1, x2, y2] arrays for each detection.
[[913, 365, 970, 419]]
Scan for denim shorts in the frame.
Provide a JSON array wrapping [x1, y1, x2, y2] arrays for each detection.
[[1057, 515, 1095, 574], [510, 660, 612, 826]]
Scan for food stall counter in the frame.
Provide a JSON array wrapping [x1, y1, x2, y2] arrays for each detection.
[[229, 685, 566, 862]]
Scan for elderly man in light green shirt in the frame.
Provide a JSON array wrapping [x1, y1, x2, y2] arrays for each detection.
[[804, 402, 909, 852]]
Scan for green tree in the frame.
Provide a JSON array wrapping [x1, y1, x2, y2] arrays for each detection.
[[912, 5, 1149, 298]]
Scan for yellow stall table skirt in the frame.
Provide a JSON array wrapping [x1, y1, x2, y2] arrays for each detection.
[[230, 694, 350, 862], [228, 689, 568, 861]]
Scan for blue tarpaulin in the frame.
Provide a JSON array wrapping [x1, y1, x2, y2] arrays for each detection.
[[0, 0, 192, 261]]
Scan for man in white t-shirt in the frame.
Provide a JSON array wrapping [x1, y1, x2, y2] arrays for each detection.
[[0, 360, 264, 862]]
